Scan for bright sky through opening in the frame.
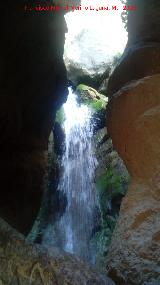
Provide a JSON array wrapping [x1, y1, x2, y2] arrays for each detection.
[[65, 0, 128, 61]]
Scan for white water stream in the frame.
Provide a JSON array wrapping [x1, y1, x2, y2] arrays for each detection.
[[43, 87, 99, 263]]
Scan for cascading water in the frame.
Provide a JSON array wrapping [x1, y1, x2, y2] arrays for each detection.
[[43, 87, 99, 263]]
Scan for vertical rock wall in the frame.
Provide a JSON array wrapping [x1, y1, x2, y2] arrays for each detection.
[[0, 1, 68, 234], [106, 1, 160, 284]]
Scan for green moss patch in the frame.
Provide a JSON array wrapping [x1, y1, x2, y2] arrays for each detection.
[[55, 106, 66, 125], [76, 84, 107, 113], [92, 166, 130, 268]]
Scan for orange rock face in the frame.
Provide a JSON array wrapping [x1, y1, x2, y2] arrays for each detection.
[[106, 75, 160, 284], [107, 45, 160, 97]]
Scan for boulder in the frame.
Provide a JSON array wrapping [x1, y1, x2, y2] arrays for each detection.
[[65, 56, 111, 89], [64, 23, 125, 88], [64, 28, 112, 87], [76, 84, 107, 112]]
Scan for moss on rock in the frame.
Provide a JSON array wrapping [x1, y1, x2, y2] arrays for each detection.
[[55, 106, 66, 125], [92, 165, 130, 269], [76, 84, 108, 113]]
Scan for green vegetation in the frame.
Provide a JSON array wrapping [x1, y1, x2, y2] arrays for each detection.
[[96, 166, 128, 216], [96, 166, 129, 225], [92, 215, 117, 259], [55, 106, 66, 125], [92, 166, 130, 268], [76, 84, 107, 113], [76, 84, 88, 91], [86, 99, 104, 112]]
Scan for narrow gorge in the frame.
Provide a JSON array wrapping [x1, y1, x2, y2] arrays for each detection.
[[0, 1, 160, 285]]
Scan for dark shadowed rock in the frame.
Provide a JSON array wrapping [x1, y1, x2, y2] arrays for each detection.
[[0, 2, 68, 234]]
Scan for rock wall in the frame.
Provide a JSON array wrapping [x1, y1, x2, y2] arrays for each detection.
[[0, 1, 68, 234], [106, 1, 160, 283], [108, 0, 160, 97]]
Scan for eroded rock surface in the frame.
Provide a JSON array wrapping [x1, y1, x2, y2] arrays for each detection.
[[0, 218, 115, 285], [107, 44, 160, 97], [106, 75, 160, 284]]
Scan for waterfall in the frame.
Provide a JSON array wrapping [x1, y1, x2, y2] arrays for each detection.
[[43, 87, 99, 263]]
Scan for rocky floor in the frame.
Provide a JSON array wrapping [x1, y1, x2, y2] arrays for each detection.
[[0, 218, 115, 285]]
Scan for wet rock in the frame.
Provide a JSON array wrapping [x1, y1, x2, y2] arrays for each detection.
[[0, 218, 115, 285], [76, 84, 108, 130], [94, 128, 129, 188], [92, 123, 129, 269], [54, 122, 65, 156], [76, 84, 107, 115]]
